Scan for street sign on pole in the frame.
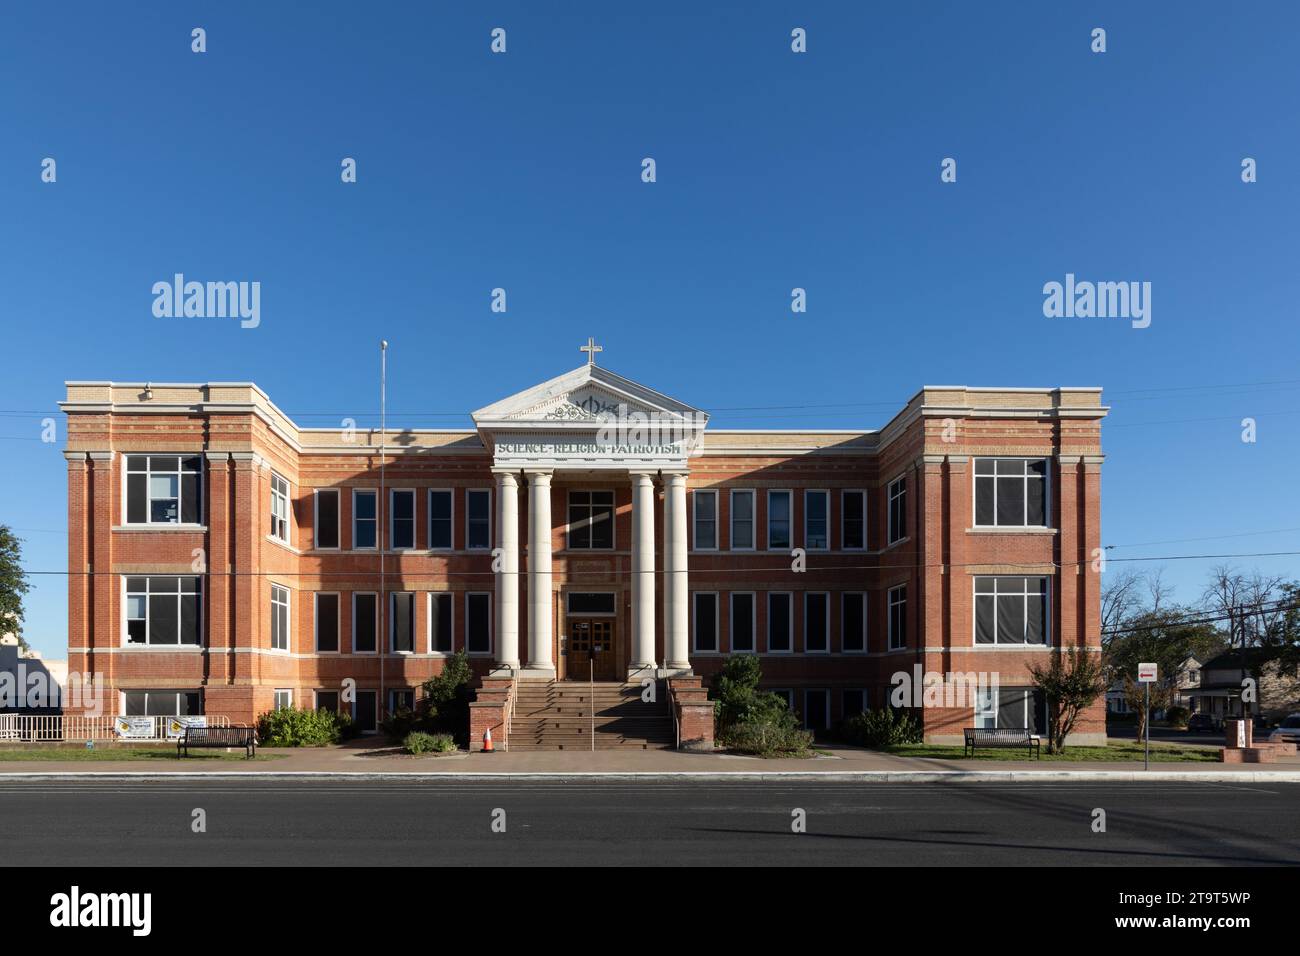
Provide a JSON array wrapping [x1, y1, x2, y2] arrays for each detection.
[[1137, 662, 1158, 683], [1137, 663, 1157, 770]]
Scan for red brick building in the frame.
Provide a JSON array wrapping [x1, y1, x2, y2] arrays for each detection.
[[61, 353, 1108, 747]]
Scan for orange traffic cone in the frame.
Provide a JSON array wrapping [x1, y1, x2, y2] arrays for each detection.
[[482, 727, 494, 753]]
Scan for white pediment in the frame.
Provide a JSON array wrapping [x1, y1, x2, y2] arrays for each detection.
[[471, 364, 708, 470]]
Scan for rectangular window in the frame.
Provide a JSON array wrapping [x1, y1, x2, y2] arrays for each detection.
[[693, 490, 717, 550], [125, 576, 202, 646], [315, 489, 339, 549], [804, 592, 829, 653], [975, 576, 1049, 645], [975, 458, 1049, 527], [466, 592, 492, 655], [273, 688, 293, 711], [843, 688, 867, 719], [466, 489, 491, 550], [353, 490, 377, 549], [730, 490, 755, 550], [353, 592, 377, 653], [567, 490, 614, 549], [353, 690, 377, 733], [888, 584, 907, 650], [429, 592, 453, 653], [693, 592, 718, 653], [391, 592, 415, 653], [270, 472, 291, 543], [803, 689, 830, 731], [390, 489, 415, 550], [805, 490, 829, 550], [768, 592, 792, 653], [977, 686, 1046, 732], [842, 490, 866, 550], [315, 593, 339, 652], [567, 592, 617, 614], [271, 584, 290, 651], [429, 490, 453, 549], [123, 690, 201, 717], [125, 455, 202, 525], [390, 689, 415, 714], [767, 490, 791, 550], [887, 476, 907, 544], [730, 592, 755, 653], [314, 690, 340, 713], [842, 592, 866, 653]]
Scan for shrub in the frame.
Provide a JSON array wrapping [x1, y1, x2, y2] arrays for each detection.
[[380, 707, 420, 742], [709, 654, 767, 739], [418, 650, 475, 745], [1163, 705, 1190, 727], [257, 706, 349, 747], [726, 715, 813, 756], [402, 731, 457, 755], [841, 708, 923, 749]]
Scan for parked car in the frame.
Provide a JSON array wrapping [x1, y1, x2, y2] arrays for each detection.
[[1268, 713, 1300, 744], [1187, 713, 1222, 734]]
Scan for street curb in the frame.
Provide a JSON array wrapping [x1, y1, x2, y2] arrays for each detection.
[[1, 770, 1299, 783]]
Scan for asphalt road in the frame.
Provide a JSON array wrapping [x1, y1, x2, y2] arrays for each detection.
[[3, 780, 1296, 866]]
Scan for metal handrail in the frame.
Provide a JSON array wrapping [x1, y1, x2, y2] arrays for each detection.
[[589, 659, 595, 752]]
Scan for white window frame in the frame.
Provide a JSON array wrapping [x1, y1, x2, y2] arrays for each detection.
[[804, 490, 830, 552], [973, 457, 1051, 529], [352, 591, 379, 655], [390, 591, 416, 654], [729, 591, 756, 654], [841, 489, 867, 551], [887, 475, 907, 545], [566, 489, 616, 551], [766, 489, 792, 552], [465, 591, 493, 657], [352, 489, 378, 550], [842, 591, 868, 654], [427, 590, 455, 655], [428, 488, 454, 551], [122, 689, 202, 717], [389, 488, 417, 551], [973, 576, 1051, 646], [465, 488, 492, 551], [888, 583, 907, 651], [122, 454, 203, 526], [767, 591, 793, 654], [729, 489, 755, 551], [692, 591, 719, 654], [122, 575, 203, 647], [270, 472, 291, 544], [270, 583, 291, 652], [803, 591, 830, 654], [314, 591, 340, 653], [692, 489, 719, 551], [313, 488, 340, 550], [273, 688, 293, 711]]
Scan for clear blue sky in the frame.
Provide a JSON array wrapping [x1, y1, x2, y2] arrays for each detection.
[[2, 2, 1298, 659]]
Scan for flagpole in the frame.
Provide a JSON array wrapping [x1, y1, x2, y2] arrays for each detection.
[[379, 340, 388, 725]]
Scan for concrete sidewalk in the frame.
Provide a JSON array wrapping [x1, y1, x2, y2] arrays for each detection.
[[2, 741, 1299, 780]]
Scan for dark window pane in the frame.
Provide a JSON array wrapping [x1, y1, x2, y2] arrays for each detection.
[[996, 476, 1023, 525], [354, 594, 377, 652], [843, 593, 865, 651], [316, 691, 340, 712], [316, 491, 339, 548], [998, 689, 1027, 729], [731, 593, 754, 651], [181, 692, 201, 716], [843, 689, 866, 719], [843, 492, 864, 549], [1032, 690, 1047, 734], [181, 473, 200, 523], [769, 594, 791, 650], [997, 594, 1025, 644], [392, 593, 414, 652], [467, 594, 491, 654], [467, 491, 490, 549], [355, 492, 376, 519], [317, 594, 339, 652], [432, 594, 453, 652], [975, 458, 995, 476], [179, 593, 200, 645], [975, 476, 995, 525], [804, 690, 829, 730], [976, 594, 996, 644], [695, 493, 717, 549], [392, 492, 415, 549], [806, 594, 828, 651], [1026, 475, 1046, 525], [694, 594, 717, 651], [568, 592, 616, 614], [149, 594, 178, 644], [354, 691, 377, 732], [430, 491, 452, 548], [124, 692, 146, 716], [127, 619, 146, 644], [769, 493, 791, 549], [1025, 592, 1045, 644]]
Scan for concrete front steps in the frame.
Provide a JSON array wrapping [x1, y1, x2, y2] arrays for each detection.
[[509, 680, 673, 751]]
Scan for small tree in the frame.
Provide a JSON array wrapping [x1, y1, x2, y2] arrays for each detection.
[[418, 650, 474, 743], [1028, 648, 1108, 754], [0, 525, 31, 652]]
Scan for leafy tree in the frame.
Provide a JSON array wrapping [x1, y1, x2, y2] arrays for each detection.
[[1027, 648, 1108, 754], [0, 525, 31, 651]]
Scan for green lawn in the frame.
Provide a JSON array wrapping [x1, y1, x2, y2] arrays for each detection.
[[0, 747, 284, 762], [883, 741, 1221, 762]]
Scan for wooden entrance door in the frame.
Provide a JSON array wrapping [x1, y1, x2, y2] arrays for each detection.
[[567, 619, 617, 681]]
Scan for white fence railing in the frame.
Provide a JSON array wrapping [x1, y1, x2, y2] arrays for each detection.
[[0, 714, 231, 742]]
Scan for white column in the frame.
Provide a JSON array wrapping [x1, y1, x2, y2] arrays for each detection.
[[629, 471, 657, 674], [493, 471, 520, 671], [664, 472, 691, 672], [525, 471, 554, 675]]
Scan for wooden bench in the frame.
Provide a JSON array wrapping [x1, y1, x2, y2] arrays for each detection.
[[963, 727, 1041, 759], [177, 726, 257, 759]]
